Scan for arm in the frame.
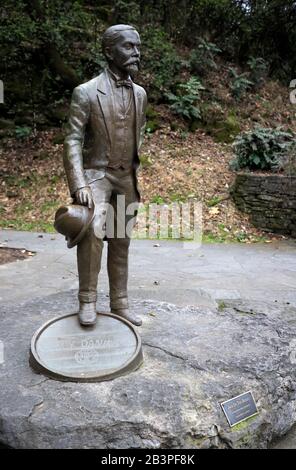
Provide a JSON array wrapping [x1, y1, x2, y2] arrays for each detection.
[[63, 86, 93, 206], [139, 89, 147, 150]]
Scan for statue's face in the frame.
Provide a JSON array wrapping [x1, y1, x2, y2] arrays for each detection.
[[107, 30, 141, 75]]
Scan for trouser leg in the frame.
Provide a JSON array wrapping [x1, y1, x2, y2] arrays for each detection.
[[77, 227, 103, 303], [106, 171, 139, 310], [108, 237, 130, 310], [77, 178, 111, 303]]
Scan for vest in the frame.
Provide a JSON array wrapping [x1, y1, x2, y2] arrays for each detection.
[[107, 82, 137, 170]]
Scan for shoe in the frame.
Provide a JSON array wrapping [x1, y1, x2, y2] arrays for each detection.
[[111, 308, 142, 327], [78, 302, 97, 326]]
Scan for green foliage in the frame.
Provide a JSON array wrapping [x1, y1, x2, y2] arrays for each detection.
[[40, 201, 60, 214], [218, 300, 227, 311], [166, 77, 205, 121], [207, 196, 222, 207], [190, 38, 221, 76], [85, 46, 106, 77], [231, 127, 296, 171], [247, 57, 268, 88], [15, 126, 32, 139], [0, 0, 103, 127], [202, 232, 227, 243], [201, 103, 240, 143], [141, 27, 181, 100], [145, 105, 160, 133], [214, 113, 240, 143], [112, 0, 141, 24], [139, 154, 153, 167], [146, 105, 158, 120], [1, 0, 296, 127], [168, 193, 188, 203], [0, 0, 92, 62], [146, 120, 160, 134], [0, 219, 55, 233], [229, 67, 254, 100], [177, 0, 296, 81], [151, 195, 165, 204]]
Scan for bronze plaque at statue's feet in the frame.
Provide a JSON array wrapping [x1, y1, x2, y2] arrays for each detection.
[[30, 313, 143, 382]]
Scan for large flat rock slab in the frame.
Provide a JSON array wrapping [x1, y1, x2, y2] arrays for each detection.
[[0, 292, 296, 449]]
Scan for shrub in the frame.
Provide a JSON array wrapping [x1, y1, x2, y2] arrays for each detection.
[[229, 67, 254, 100], [247, 57, 268, 88], [166, 77, 205, 121], [230, 127, 296, 171], [15, 125, 32, 139], [190, 38, 221, 76]]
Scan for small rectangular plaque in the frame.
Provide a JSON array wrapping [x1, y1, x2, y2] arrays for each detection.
[[221, 391, 258, 427]]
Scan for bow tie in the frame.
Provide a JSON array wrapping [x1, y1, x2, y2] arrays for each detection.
[[116, 79, 132, 88]]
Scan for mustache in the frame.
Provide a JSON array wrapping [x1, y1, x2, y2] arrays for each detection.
[[124, 59, 140, 67]]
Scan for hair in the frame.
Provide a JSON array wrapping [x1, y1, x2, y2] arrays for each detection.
[[102, 24, 137, 57]]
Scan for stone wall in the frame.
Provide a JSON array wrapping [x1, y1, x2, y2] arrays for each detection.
[[230, 173, 296, 237]]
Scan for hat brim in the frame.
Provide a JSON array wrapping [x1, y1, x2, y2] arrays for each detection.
[[66, 204, 95, 249]]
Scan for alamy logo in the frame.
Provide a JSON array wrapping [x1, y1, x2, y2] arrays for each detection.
[[0, 80, 3, 104], [0, 340, 4, 365], [92, 198, 203, 249], [290, 79, 296, 104]]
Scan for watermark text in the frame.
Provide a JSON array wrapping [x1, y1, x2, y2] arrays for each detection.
[[91, 197, 203, 249]]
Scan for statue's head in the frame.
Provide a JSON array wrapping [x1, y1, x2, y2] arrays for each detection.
[[102, 24, 141, 75]]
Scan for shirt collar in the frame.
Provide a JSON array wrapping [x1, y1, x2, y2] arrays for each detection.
[[106, 67, 132, 86]]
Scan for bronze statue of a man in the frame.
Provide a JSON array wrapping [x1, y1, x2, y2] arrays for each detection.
[[63, 25, 147, 327]]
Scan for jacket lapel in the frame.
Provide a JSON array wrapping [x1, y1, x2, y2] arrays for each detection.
[[97, 70, 142, 151], [96, 70, 114, 146]]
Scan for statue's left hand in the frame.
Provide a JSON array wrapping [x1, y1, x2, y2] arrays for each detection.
[[75, 187, 93, 209]]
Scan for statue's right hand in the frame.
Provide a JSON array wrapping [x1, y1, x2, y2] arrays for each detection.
[[75, 187, 93, 209]]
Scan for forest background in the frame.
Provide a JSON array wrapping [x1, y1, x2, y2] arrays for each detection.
[[1, 0, 296, 242]]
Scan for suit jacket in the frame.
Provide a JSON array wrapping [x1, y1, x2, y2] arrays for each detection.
[[63, 69, 147, 196]]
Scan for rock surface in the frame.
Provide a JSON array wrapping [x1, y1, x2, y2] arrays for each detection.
[[1, 292, 296, 449]]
